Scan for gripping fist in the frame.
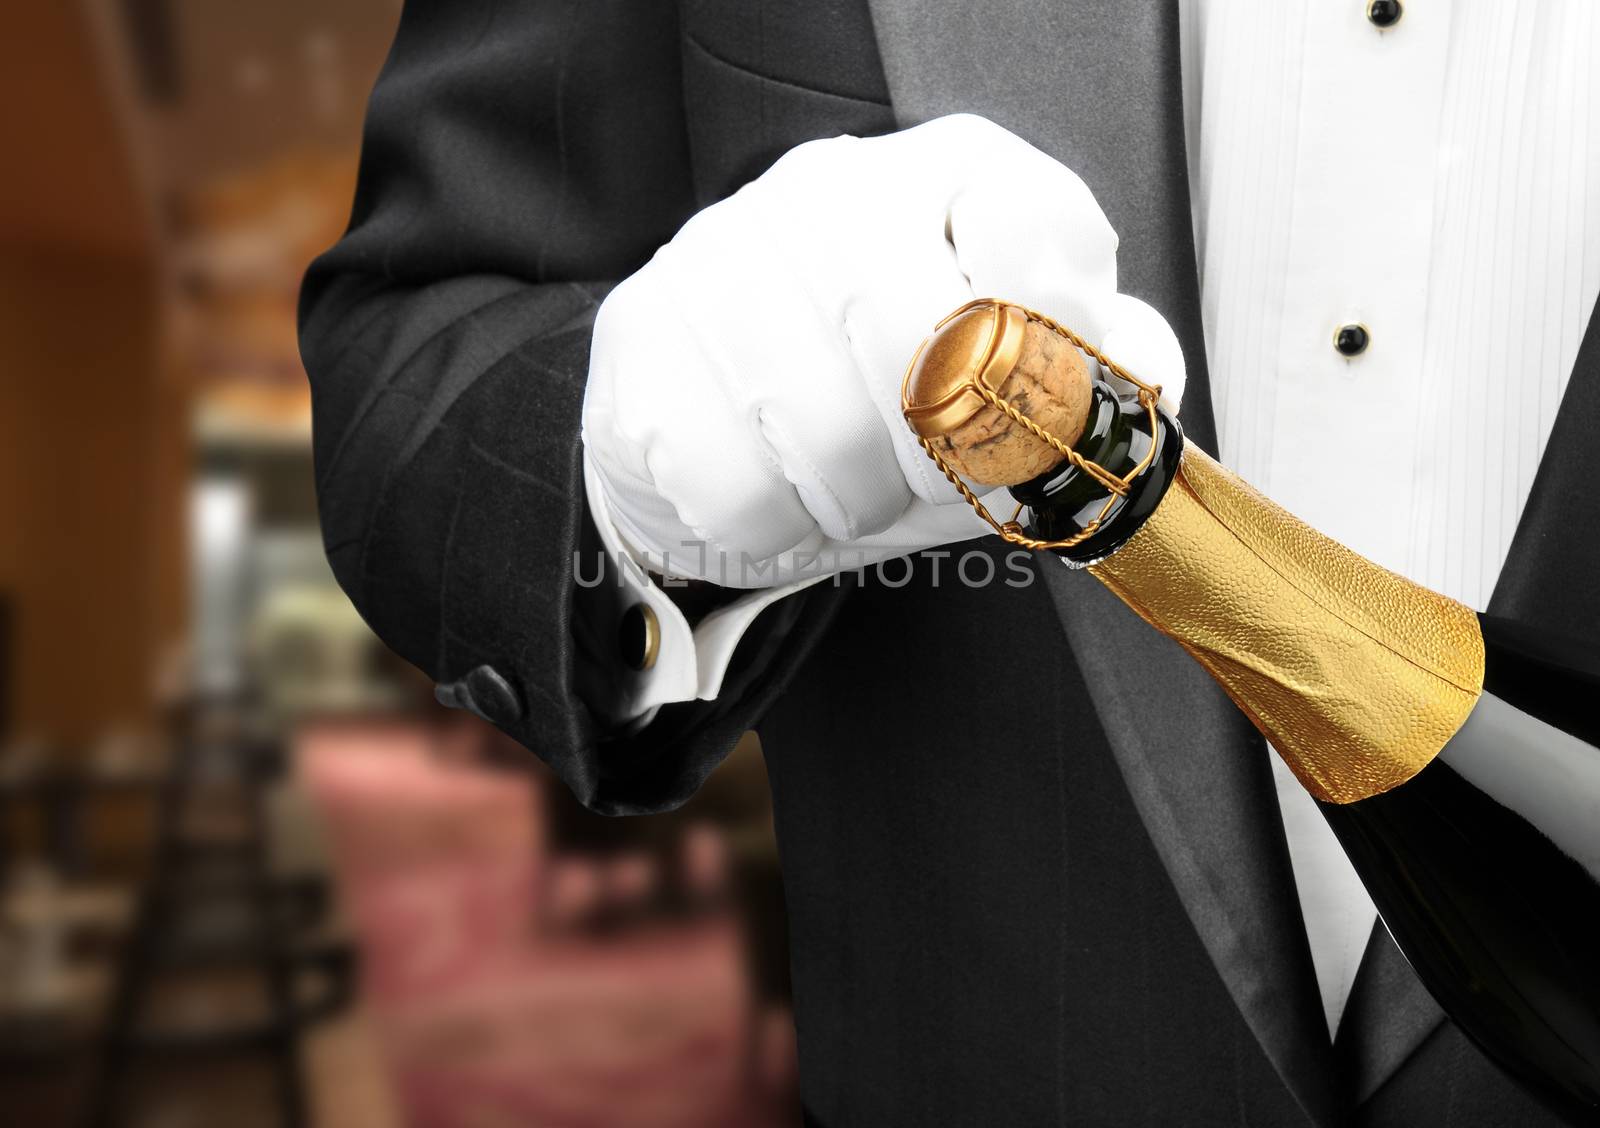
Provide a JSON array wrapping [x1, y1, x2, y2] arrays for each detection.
[[582, 114, 1185, 587]]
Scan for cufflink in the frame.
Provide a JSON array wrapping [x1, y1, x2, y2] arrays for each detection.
[[619, 604, 660, 671]]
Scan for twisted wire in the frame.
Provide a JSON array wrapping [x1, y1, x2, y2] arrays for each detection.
[[912, 300, 1166, 553]]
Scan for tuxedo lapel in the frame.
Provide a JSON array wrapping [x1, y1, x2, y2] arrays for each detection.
[[1336, 920, 1444, 1105], [1038, 571, 1340, 1127], [1488, 297, 1600, 637], [866, 1, 1338, 1123]]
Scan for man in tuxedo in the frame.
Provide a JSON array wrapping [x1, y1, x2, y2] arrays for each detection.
[[299, 0, 1599, 1123]]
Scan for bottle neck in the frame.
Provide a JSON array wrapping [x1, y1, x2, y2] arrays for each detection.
[[1084, 441, 1486, 803], [1006, 382, 1490, 803], [1007, 382, 1185, 566]]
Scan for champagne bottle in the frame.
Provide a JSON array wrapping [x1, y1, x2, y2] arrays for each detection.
[[902, 299, 1600, 1124]]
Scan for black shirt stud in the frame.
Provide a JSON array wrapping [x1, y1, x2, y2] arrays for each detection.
[[1334, 323, 1371, 358], [1367, 0, 1402, 29]]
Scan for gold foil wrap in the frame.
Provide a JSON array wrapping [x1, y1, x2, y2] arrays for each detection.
[[1088, 447, 1486, 804]]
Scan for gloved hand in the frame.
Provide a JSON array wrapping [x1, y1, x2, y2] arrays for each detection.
[[583, 113, 1186, 587]]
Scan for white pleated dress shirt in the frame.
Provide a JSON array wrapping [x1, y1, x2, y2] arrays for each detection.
[[590, 0, 1600, 1040]]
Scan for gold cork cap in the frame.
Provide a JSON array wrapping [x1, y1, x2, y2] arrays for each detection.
[[901, 299, 1093, 487]]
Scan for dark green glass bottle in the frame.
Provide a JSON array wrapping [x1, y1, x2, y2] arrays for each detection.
[[1013, 379, 1600, 1125]]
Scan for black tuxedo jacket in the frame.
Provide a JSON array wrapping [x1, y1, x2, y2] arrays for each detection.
[[300, 1, 1600, 1123]]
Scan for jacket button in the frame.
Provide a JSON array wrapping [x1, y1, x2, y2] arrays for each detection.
[[465, 664, 522, 724]]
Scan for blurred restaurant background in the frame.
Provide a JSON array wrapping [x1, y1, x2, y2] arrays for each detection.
[[0, 2, 801, 1125]]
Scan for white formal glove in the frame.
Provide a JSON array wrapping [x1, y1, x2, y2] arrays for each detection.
[[583, 113, 1186, 588]]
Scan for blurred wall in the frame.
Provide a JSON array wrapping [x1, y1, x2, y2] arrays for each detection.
[[0, 5, 151, 257], [0, 3, 177, 745], [0, 251, 180, 745]]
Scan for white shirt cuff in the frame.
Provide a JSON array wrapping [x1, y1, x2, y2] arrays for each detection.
[[582, 455, 826, 726]]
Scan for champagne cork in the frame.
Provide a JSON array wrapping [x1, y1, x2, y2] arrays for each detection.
[[901, 301, 1092, 487]]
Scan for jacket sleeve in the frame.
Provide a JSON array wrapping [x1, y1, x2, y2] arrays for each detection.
[[299, 0, 845, 815]]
